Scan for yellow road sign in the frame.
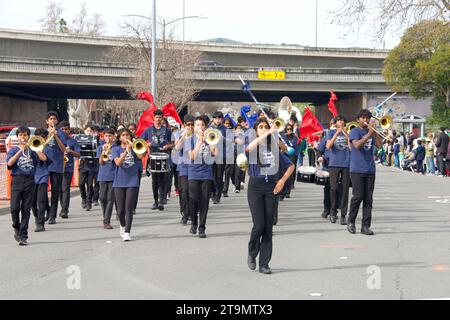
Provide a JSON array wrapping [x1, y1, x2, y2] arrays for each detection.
[[258, 71, 285, 80]]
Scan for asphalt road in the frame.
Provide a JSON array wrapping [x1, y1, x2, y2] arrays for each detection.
[[0, 166, 449, 300]]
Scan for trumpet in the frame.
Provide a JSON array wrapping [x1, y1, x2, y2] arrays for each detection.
[[204, 128, 222, 145], [28, 135, 53, 152], [132, 138, 147, 155], [101, 143, 112, 161]]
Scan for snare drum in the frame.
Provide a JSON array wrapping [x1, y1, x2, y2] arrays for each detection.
[[73, 134, 98, 158], [315, 170, 330, 185], [296, 166, 317, 183], [149, 152, 169, 173]]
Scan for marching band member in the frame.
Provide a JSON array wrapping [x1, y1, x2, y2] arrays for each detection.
[[141, 110, 173, 211], [45, 111, 68, 224], [91, 125, 101, 207], [186, 116, 218, 238], [97, 128, 117, 229], [7, 126, 47, 245], [209, 111, 227, 204], [128, 123, 141, 214], [58, 121, 80, 219], [112, 128, 146, 241], [222, 117, 235, 198], [280, 124, 298, 200], [347, 109, 382, 235], [245, 118, 295, 274], [174, 115, 195, 225], [234, 124, 246, 193], [326, 115, 351, 225], [32, 128, 52, 232], [78, 124, 97, 212]]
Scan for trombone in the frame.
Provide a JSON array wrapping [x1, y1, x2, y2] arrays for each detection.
[[28, 135, 53, 152]]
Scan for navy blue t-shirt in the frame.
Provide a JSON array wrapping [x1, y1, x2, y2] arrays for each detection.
[[7, 146, 39, 176], [317, 137, 330, 171], [47, 129, 68, 173], [34, 146, 52, 184], [141, 126, 172, 153], [281, 133, 298, 157], [326, 129, 350, 168], [64, 137, 81, 173], [185, 136, 213, 181], [111, 146, 140, 188], [247, 145, 293, 180], [349, 127, 375, 174], [96, 145, 116, 182]]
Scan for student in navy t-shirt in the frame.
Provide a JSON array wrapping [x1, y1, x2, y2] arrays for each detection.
[[141, 109, 173, 211], [186, 116, 218, 238], [7, 126, 47, 245], [347, 109, 382, 236], [245, 118, 295, 275], [97, 128, 117, 230], [31, 128, 53, 232], [280, 124, 298, 200], [45, 111, 68, 225], [78, 124, 98, 212], [173, 115, 195, 225], [326, 115, 351, 225], [58, 121, 81, 219], [112, 128, 146, 241]]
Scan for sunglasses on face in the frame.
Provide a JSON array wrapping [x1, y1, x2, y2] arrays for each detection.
[[286, 128, 293, 131], [185, 123, 194, 127]]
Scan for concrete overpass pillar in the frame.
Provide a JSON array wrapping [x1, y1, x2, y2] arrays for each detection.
[[0, 95, 47, 127]]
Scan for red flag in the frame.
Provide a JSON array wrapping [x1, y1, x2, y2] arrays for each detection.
[[136, 91, 158, 137], [299, 107, 323, 141], [328, 90, 338, 118], [161, 102, 183, 125]]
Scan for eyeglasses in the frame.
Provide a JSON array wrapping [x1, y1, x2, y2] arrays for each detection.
[[286, 128, 293, 131]]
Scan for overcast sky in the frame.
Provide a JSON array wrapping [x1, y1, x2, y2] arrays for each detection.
[[0, 0, 403, 48]]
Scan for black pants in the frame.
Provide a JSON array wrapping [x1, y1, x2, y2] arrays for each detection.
[[79, 170, 95, 204], [323, 181, 331, 214], [11, 175, 35, 240], [114, 187, 138, 233], [416, 160, 424, 174], [93, 177, 99, 202], [59, 172, 73, 213], [133, 171, 142, 211], [168, 163, 179, 194], [281, 155, 297, 197], [437, 154, 446, 175], [33, 183, 48, 226], [247, 177, 277, 267], [99, 181, 115, 225], [48, 172, 62, 219], [348, 173, 375, 228], [188, 180, 211, 231], [223, 164, 235, 193], [308, 149, 316, 166], [152, 172, 167, 204], [234, 165, 245, 190], [212, 163, 225, 200], [179, 175, 189, 217], [329, 167, 350, 216]]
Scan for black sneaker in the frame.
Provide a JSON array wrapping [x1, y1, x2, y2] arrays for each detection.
[[329, 215, 337, 223], [190, 225, 198, 235], [321, 211, 330, 219], [180, 217, 188, 225], [273, 216, 278, 226], [259, 266, 272, 274], [86, 205, 92, 211], [35, 225, 45, 232], [93, 201, 99, 207], [151, 203, 158, 210], [60, 211, 68, 219], [347, 223, 356, 234], [361, 227, 374, 235], [163, 199, 168, 205], [158, 205, 164, 211], [48, 218, 56, 225], [19, 239, 28, 246], [199, 231, 207, 238], [340, 216, 347, 225], [14, 229, 20, 243], [223, 192, 228, 198], [247, 256, 256, 270], [81, 199, 86, 209]]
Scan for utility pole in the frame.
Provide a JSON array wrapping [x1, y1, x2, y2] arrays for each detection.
[[315, 0, 318, 47], [151, 0, 157, 100]]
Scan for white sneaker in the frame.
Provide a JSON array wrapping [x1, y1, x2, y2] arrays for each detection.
[[240, 182, 245, 190], [123, 233, 131, 241], [120, 226, 125, 237]]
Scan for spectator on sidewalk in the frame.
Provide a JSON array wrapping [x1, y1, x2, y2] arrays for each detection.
[[425, 132, 436, 175], [435, 127, 449, 177]]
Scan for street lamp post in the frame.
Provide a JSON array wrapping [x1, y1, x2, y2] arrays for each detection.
[[152, 0, 157, 99]]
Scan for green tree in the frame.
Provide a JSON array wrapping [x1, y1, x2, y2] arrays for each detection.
[[429, 94, 450, 127], [383, 20, 450, 113]]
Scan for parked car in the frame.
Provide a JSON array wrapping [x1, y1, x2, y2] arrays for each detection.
[[0, 125, 17, 153], [195, 60, 223, 67], [5, 127, 36, 152]]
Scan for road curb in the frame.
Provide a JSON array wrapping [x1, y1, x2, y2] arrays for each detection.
[[0, 189, 81, 216]]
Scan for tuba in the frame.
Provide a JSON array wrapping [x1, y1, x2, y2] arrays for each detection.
[[372, 115, 393, 130], [236, 153, 248, 172], [204, 128, 222, 145], [132, 139, 147, 155], [278, 96, 293, 122]]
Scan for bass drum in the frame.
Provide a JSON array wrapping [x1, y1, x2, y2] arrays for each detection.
[[296, 166, 317, 183], [315, 170, 330, 185]]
